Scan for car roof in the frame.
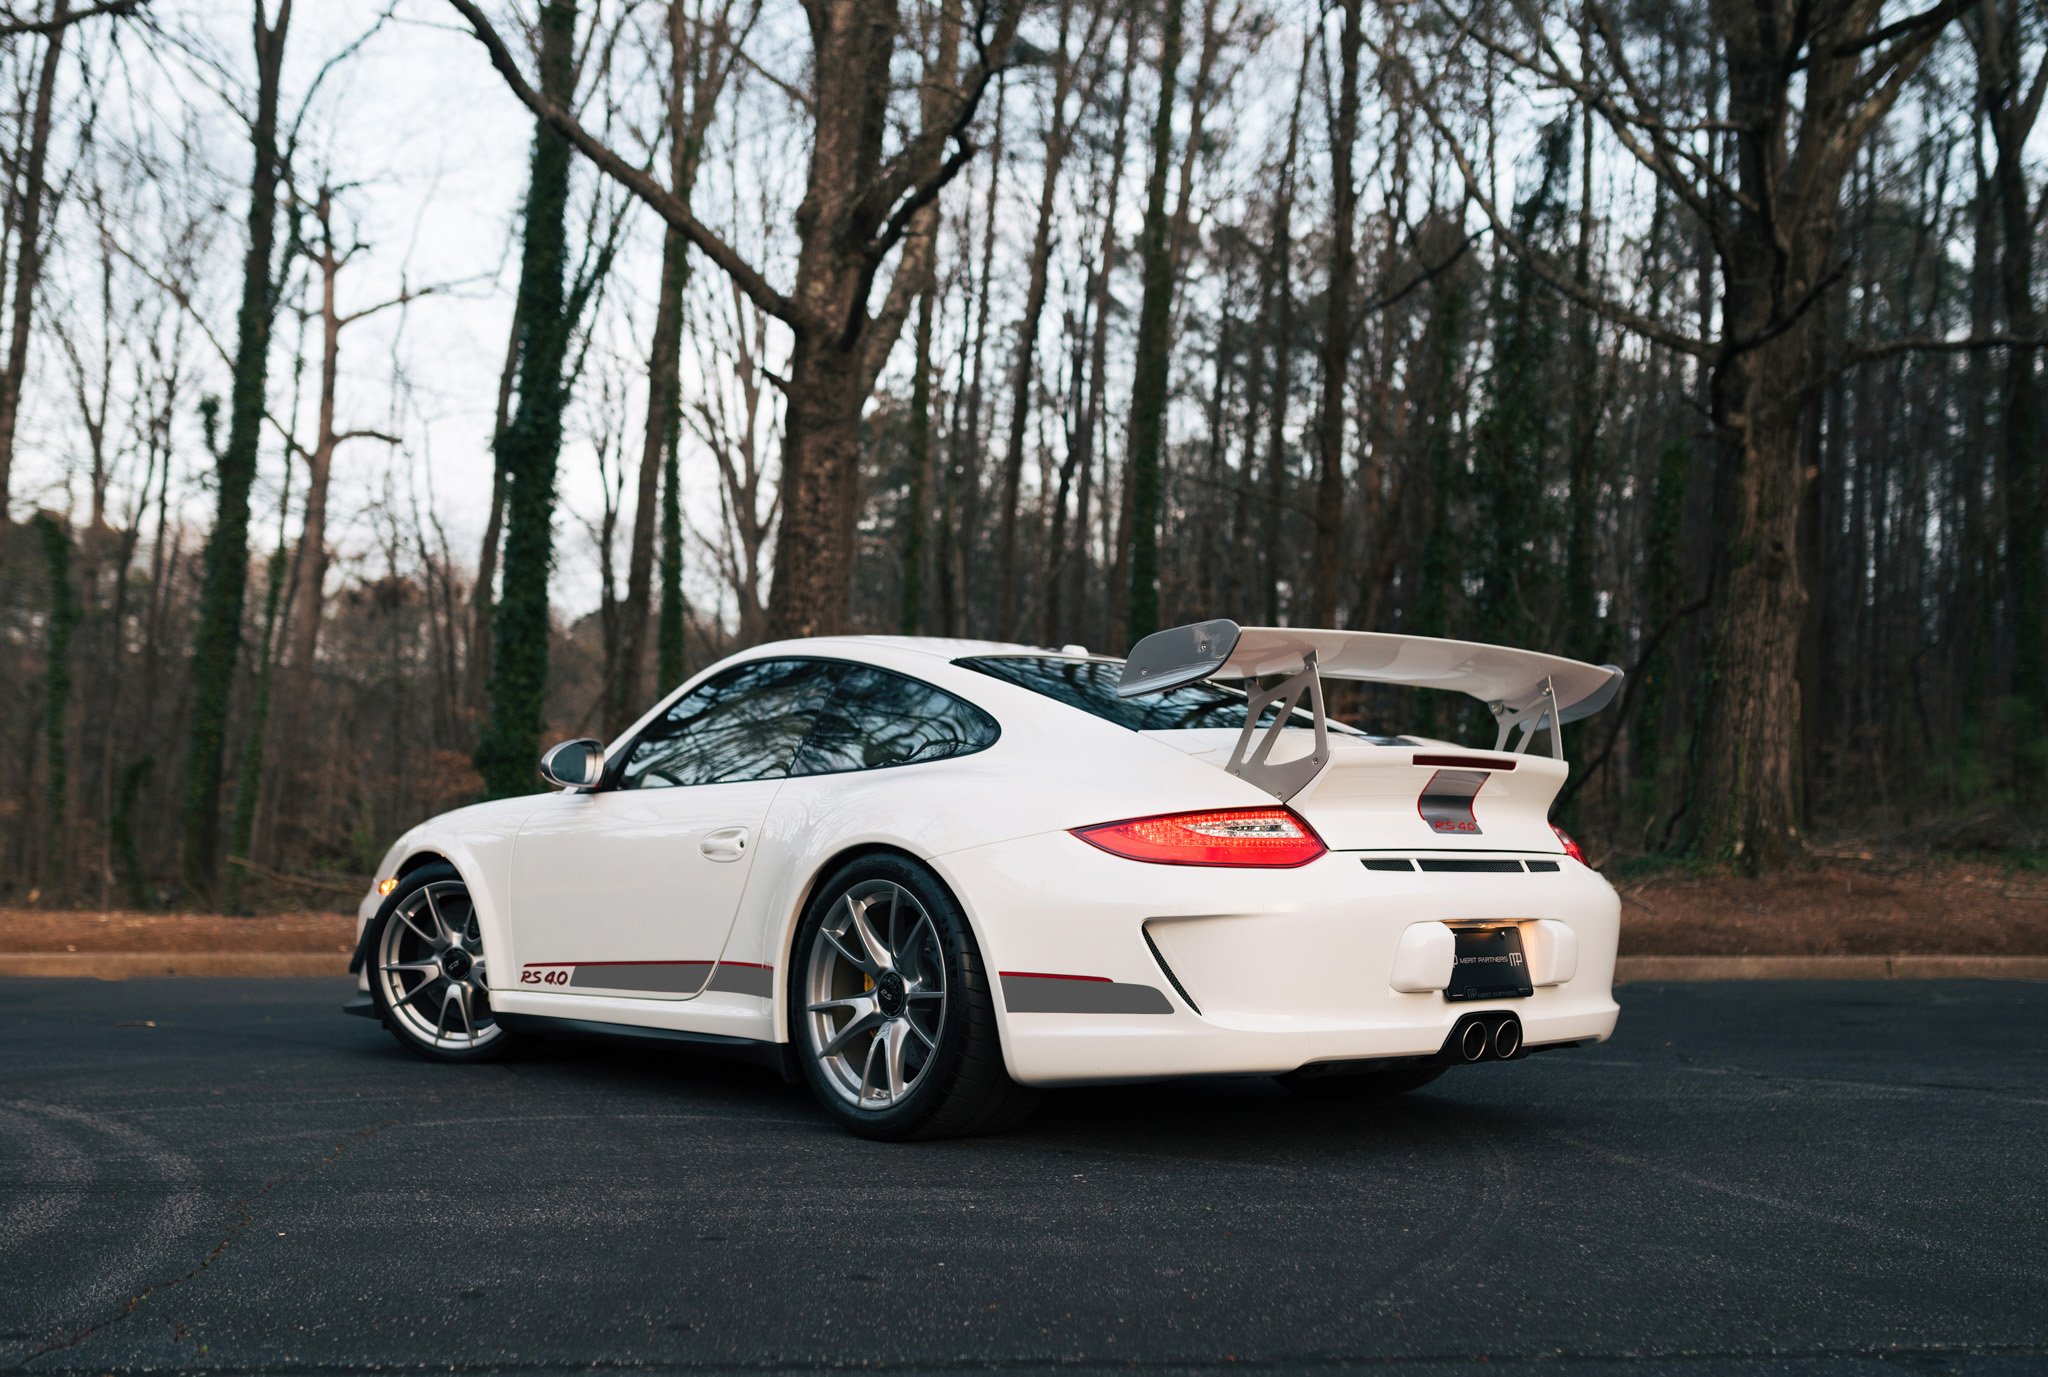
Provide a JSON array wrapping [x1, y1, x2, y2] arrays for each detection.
[[597, 635, 1130, 763], [730, 635, 1112, 669]]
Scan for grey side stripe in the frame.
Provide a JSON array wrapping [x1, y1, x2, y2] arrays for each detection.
[[1001, 974, 1174, 1015], [570, 962, 712, 995], [538, 961, 775, 998], [705, 963, 774, 998]]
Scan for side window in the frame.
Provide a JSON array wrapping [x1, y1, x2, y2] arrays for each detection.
[[790, 667, 999, 777], [616, 659, 846, 790]]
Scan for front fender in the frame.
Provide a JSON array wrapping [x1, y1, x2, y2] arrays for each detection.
[[351, 794, 553, 990]]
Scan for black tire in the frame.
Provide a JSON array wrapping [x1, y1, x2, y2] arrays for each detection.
[[367, 862, 530, 1064], [790, 853, 1038, 1141], [1274, 1062, 1446, 1099]]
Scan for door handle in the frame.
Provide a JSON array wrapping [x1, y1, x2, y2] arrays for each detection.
[[700, 826, 750, 862]]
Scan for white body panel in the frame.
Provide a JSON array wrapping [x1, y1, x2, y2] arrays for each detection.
[[1217, 625, 1620, 716], [355, 634, 1621, 1087], [507, 779, 780, 998]]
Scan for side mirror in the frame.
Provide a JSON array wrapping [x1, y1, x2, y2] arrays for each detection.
[[539, 738, 605, 790]]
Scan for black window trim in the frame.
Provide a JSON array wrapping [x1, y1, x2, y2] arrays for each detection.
[[601, 654, 999, 791]]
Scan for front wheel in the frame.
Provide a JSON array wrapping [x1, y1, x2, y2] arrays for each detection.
[[792, 855, 1037, 1140], [368, 863, 527, 1062]]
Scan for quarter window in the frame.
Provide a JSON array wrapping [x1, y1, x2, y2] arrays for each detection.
[[790, 667, 999, 776], [615, 659, 846, 789]]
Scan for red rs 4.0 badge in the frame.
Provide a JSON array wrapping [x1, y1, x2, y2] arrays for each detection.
[[1418, 769, 1488, 835]]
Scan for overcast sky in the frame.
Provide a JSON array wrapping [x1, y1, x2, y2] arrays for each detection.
[[20, 0, 773, 621]]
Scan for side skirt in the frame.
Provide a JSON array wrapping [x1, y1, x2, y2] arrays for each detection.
[[495, 1010, 801, 1084]]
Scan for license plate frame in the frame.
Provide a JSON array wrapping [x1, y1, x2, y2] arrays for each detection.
[[1445, 925, 1534, 1002]]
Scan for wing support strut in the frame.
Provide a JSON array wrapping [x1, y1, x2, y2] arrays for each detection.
[[1225, 651, 1329, 801], [1489, 676, 1563, 760]]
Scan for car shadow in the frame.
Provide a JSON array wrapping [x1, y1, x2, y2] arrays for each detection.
[[1013, 1071, 1550, 1163], [344, 1017, 1557, 1163]]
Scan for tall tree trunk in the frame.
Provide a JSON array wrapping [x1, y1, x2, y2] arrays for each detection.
[[448, 0, 1018, 645], [1124, 0, 1187, 641], [761, 0, 980, 639], [223, 538, 287, 913], [283, 189, 342, 748], [1692, 32, 1841, 868], [946, 80, 1005, 638], [474, 0, 577, 799], [611, 0, 731, 730], [466, 303, 520, 721], [180, 0, 290, 904], [0, 0, 68, 528], [894, 0, 965, 638], [1684, 0, 1948, 870], [34, 512, 78, 891], [1978, 0, 2048, 796], [1048, 16, 1135, 647], [772, 332, 867, 635], [610, 221, 687, 734], [1565, 82, 1600, 654], [994, 0, 1083, 637], [900, 284, 935, 634], [1309, 0, 1363, 628], [1263, 42, 1308, 626], [657, 407, 687, 687]]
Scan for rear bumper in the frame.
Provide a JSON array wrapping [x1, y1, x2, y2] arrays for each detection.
[[934, 833, 1620, 1087]]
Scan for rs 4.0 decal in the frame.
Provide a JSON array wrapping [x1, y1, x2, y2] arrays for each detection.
[[520, 965, 574, 987]]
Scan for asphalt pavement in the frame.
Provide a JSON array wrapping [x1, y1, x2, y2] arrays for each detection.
[[1, 976, 2044, 1375]]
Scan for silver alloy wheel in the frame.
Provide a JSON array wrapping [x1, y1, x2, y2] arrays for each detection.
[[375, 879, 502, 1052], [804, 879, 948, 1109]]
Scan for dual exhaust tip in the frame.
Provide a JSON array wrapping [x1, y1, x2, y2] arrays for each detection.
[[1454, 1013, 1523, 1063]]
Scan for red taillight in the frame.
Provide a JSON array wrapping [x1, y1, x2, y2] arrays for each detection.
[[1552, 824, 1587, 866], [1072, 808, 1328, 868]]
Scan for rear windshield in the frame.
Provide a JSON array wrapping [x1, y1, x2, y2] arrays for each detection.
[[957, 655, 1395, 737]]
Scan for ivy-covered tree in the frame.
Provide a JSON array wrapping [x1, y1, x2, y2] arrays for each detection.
[[473, 0, 578, 800], [179, 1, 290, 902]]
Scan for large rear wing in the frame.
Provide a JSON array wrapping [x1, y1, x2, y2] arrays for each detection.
[[1117, 619, 1623, 800]]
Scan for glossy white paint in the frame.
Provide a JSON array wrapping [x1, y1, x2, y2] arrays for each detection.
[[507, 778, 781, 997], [1218, 625, 1621, 714], [354, 633, 1622, 1085]]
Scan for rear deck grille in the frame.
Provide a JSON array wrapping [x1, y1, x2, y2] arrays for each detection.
[[1358, 857, 1561, 874]]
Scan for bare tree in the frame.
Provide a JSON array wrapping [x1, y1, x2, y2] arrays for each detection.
[[0, 0, 73, 525], [180, 0, 291, 902], [604, 0, 753, 734], [1971, 0, 2048, 792], [993, 0, 1109, 637], [1309, 0, 1364, 626], [446, 0, 1021, 639], [1390, 0, 1990, 869]]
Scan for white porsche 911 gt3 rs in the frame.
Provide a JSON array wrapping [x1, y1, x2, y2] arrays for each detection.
[[346, 619, 1624, 1140]]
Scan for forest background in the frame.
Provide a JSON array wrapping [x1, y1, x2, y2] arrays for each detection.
[[1, 0, 2043, 912]]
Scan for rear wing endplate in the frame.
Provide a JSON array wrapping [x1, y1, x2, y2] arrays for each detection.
[[1117, 619, 1623, 800]]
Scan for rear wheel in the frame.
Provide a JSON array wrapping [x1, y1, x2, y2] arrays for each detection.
[[368, 863, 526, 1062], [1274, 1062, 1446, 1099], [792, 854, 1037, 1140]]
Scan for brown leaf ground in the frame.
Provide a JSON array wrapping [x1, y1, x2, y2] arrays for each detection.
[[1614, 859, 2048, 955], [1, 858, 2043, 958], [0, 911, 357, 955]]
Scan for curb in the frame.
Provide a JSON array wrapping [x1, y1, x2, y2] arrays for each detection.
[[1615, 954, 2048, 982], [0, 953, 351, 980]]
